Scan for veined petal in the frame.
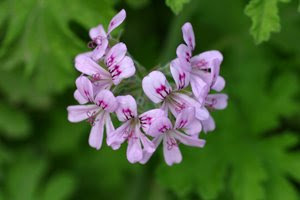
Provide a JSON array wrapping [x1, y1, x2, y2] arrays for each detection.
[[212, 76, 225, 92], [142, 71, 172, 103], [168, 92, 201, 117], [115, 95, 137, 121], [182, 22, 195, 50], [88, 113, 105, 150], [176, 44, 192, 71], [94, 89, 118, 112], [163, 134, 182, 166], [75, 53, 110, 78], [191, 50, 223, 69], [74, 90, 88, 104], [170, 58, 190, 90], [174, 107, 195, 129], [127, 135, 143, 163], [107, 9, 126, 34], [76, 76, 94, 102], [111, 56, 136, 85], [205, 94, 228, 110], [139, 136, 163, 164], [107, 120, 131, 149], [89, 24, 106, 40], [190, 75, 209, 104], [173, 131, 205, 147], [148, 117, 172, 137], [92, 39, 109, 61], [139, 108, 166, 134], [105, 43, 127, 68], [67, 105, 99, 122], [202, 115, 215, 133], [136, 126, 155, 153]]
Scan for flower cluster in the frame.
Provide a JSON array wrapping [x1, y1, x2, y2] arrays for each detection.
[[67, 9, 228, 166]]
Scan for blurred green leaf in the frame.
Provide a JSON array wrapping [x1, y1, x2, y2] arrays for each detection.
[[42, 172, 76, 200], [0, 101, 31, 139], [125, 0, 150, 9], [165, 0, 190, 14], [245, 0, 290, 44]]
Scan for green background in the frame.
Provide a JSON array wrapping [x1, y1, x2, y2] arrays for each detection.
[[0, 0, 299, 199]]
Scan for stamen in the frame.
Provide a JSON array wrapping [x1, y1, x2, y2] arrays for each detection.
[[86, 111, 98, 126]]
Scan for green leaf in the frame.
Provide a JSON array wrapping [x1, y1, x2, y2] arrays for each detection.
[[165, 0, 190, 14], [0, 101, 31, 139], [42, 172, 76, 200], [245, 0, 290, 44]]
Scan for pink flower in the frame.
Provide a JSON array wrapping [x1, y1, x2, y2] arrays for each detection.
[[140, 108, 205, 166], [176, 22, 225, 103], [88, 9, 126, 60], [74, 45, 135, 103], [142, 70, 209, 120], [67, 77, 118, 150], [107, 95, 165, 163]]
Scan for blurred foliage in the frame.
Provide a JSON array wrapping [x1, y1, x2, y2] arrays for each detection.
[[0, 0, 299, 200]]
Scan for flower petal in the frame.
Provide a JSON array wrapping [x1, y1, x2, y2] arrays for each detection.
[[168, 92, 201, 117], [105, 114, 115, 138], [76, 76, 94, 102], [89, 24, 106, 40], [74, 89, 88, 104], [67, 105, 99, 122], [142, 71, 172, 103], [195, 106, 210, 121], [127, 136, 143, 163], [75, 53, 110, 78], [107, 9, 126, 34], [191, 50, 223, 69], [139, 136, 163, 164], [148, 117, 172, 137], [115, 95, 137, 121], [92, 39, 109, 61], [173, 131, 205, 147], [174, 107, 195, 129], [190, 75, 209, 104], [107, 121, 131, 149], [139, 108, 166, 134], [163, 134, 182, 166], [170, 58, 190, 90], [212, 75, 225, 92], [111, 56, 136, 85], [94, 89, 118, 112], [136, 126, 155, 153], [205, 94, 228, 110], [176, 44, 192, 71], [182, 22, 195, 50], [88, 113, 105, 150], [184, 120, 202, 136], [105, 43, 127, 68], [202, 115, 215, 133]]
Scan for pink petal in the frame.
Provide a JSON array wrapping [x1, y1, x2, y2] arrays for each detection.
[[76, 76, 94, 102], [75, 53, 110, 78], [105, 43, 127, 68], [190, 75, 209, 104], [163, 134, 182, 166], [92, 39, 109, 61], [202, 115, 215, 133], [107, 121, 131, 149], [107, 9, 126, 34], [142, 71, 172, 103], [170, 58, 190, 90], [67, 105, 99, 122], [115, 95, 137, 121], [174, 107, 195, 129], [148, 117, 172, 137], [111, 56, 136, 85], [195, 106, 209, 121], [88, 113, 105, 150], [139, 108, 166, 134], [205, 94, 228, 110], [173, 131, 205, 147], [139, 136, 163, 164], [212, 76, 225, 92], [74, 90, 88, 104], [94, 89, 118, 112], [176, 44, 192, 71], [184, 120, 202, 136], [89, 24, 107, 40], [105, 114, 115, 139], [127, 136, 143, 163], [168, 92, 201, 117], [136, 126, 155, 153], [191, 50, 223, 69], [182, 22, 195, 50]]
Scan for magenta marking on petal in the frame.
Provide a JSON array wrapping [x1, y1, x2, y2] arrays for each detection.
[[109, 65, 122, 79], [155, 85, 170, 99], [195, 59, 208, 69], [84, 90, 93, 102], [206, 97, 217, 108], [86, 111, 98, 126], [166, 137, 177, 150], [106, 56, 115, 67], [92, 73, 101, 82], [178, 73, 186, 89], [97, 100, 108, 110], [178, 120, 188, 129], [123, 131, 138, 140], [139, 116, 152, 128], [122, 109, 135, 120], [159, 125, 170, 133]]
